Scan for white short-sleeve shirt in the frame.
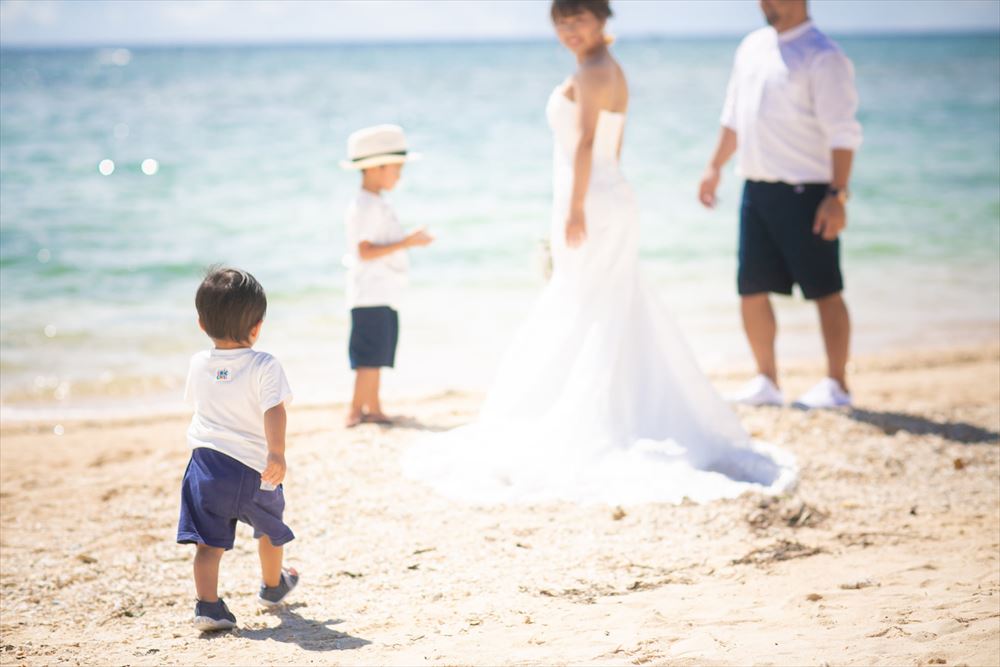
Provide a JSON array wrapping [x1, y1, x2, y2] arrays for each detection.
[[184, 347, 293, 473], [343, 190, 409, 310], [721, 20, 862, 184]]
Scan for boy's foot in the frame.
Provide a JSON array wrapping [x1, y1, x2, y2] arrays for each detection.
[[793, 378, 852, 409], [193, 598, 237, 632], [258, 567, 300, 608], [726, 374, 784, 406], [345, 411, 363, 428], [362, 412, 394, 425]]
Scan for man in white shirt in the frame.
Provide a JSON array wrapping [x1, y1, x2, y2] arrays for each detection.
[[698, 0, 862, 409]]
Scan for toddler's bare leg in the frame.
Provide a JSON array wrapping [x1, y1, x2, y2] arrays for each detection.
[[258, 536, 283, 588], [194, 544, 225, 602]]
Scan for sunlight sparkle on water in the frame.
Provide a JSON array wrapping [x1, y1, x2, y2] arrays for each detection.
[[54, 382, 70, 401], [98, 159, 115, 176], [140, 158, 159, 175], [111, 49, 131, 66]]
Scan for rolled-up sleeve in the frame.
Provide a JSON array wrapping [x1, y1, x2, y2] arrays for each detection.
[[811, 49, 862, 150]]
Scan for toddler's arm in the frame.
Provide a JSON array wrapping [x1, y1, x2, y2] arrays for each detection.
[[261, 403, 287, 485], [358, 227, 433, 261]]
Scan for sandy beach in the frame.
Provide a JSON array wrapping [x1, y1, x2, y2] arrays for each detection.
[[1, 344, 998, 666]]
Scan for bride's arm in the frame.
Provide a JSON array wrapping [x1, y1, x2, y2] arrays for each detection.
[[566, 68, 609, 248]]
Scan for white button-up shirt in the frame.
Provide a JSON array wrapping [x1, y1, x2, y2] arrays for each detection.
[[343, 190, 409, 310], [721, 20, 862, 184]]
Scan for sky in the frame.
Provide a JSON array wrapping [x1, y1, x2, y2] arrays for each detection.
[[1, 0, 998, 47]]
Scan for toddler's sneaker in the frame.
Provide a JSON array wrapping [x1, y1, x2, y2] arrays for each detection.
[[193, 598, 237, 632], [258, 568, 300, 608], [794, 378, 852, 409], [726, 374, 784, 406]]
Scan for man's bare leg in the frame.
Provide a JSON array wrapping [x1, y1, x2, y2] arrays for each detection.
[[815, 292, 850, 391], [741, 293, 779, 385]]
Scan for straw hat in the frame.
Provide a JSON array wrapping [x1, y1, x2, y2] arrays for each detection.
[[340, 124, 421, 170]]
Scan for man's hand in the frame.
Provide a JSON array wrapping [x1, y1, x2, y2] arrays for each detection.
[[698, 166, 722, 208], [813, 195, 847, 240], [565, 207, 587, 247], [405, 227, 434, 248], [261, 452, 286, 486]]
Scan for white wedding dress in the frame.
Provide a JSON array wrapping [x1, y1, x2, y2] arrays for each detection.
[[401, 86, 798, 505]]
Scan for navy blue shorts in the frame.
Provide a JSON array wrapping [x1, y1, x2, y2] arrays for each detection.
[[177, 447, 294, 550], [738, 180, 843, 300], [349, 306, 398, 369]]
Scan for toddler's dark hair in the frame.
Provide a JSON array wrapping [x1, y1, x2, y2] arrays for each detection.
[[551, 0, 613, 21], [195, 266, 267, 343]]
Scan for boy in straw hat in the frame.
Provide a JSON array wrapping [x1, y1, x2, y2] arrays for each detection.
[[340, 124, 433, 428]]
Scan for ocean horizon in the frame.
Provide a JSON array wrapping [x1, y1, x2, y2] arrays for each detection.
[[3, 28, 999, 51]]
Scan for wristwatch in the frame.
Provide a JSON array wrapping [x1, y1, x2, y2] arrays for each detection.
[[827, 187, 850, 205]]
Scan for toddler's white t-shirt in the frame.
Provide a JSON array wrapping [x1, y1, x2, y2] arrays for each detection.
[[343, 189, 409, 310], [184, 347, 293, 473]]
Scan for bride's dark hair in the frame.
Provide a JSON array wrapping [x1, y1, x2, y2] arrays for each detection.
[[550, 0, 613, 21]]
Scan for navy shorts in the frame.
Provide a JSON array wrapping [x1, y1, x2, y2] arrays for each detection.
[[738, 180, 843, 300], [349, 306, 398, 369], [177, 447, 294, 550]]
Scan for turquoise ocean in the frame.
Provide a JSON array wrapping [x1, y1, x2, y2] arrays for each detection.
[[1, 35, 998, 418]]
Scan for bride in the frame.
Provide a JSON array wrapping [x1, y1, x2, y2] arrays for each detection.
[[402, 0, 797, 505]]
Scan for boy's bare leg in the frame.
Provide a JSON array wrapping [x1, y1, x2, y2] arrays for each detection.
[[347, 368, 390, 425], [362, 368, 391, 422], [740, 293, 779, 385], [194, 544, 225, 602], [368, 368, 383, 415], [815, 292, 851, 391], [258, 536, 285, 588], [347, 368, 376, 427]]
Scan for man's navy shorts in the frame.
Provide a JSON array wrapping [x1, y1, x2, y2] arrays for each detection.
[[738, 180, 843, 300], [349, 306, 398, 369], [177, 447, 294, 550]]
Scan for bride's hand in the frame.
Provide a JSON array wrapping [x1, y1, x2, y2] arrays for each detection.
[[565, 208, 587, 248]]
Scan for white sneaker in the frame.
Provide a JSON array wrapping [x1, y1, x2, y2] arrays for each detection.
[[727, 374, 784, 406], [794, 378, 852, 409]]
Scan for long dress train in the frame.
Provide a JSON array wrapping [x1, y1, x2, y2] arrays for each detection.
[[401, 86, 797, 505]]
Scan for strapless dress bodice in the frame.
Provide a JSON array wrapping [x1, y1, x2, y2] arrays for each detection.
[[545, 85, 625, 169]]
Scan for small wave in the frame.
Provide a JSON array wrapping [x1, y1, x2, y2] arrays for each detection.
[[1, 371, 184, 406]]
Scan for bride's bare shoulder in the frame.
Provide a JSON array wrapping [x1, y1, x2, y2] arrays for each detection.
[[572, 57, 627, 111], [573, 60, 614, 96], [613, 60, 629, 108]]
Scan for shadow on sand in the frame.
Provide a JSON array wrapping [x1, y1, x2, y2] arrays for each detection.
[[846, 408, 999, 445], [200, 604, 371, 651], [374, 415, 452, 433]]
